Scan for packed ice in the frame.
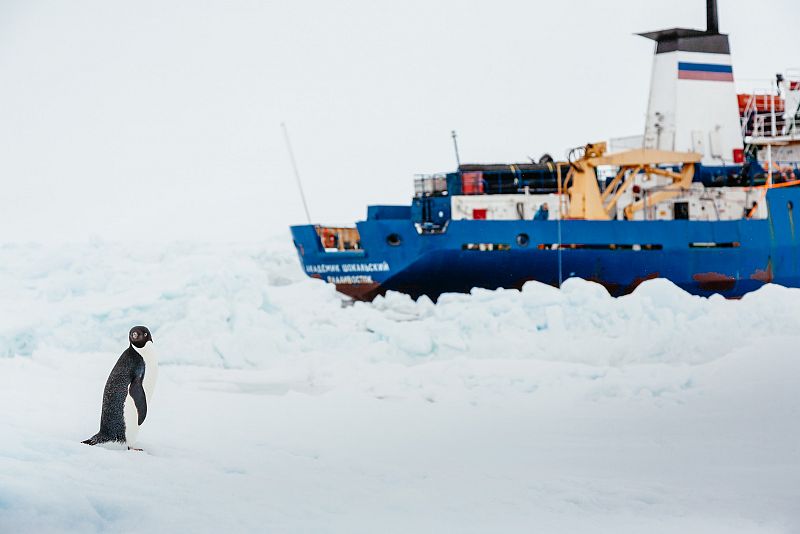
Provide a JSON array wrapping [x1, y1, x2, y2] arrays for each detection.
[[1, 238, 798, 533]]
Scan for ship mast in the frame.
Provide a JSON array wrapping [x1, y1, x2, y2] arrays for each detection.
[[706, 0, 718, 34]]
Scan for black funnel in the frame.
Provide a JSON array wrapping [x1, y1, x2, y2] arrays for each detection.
[[707, 0, 719, 34], [639, 0, 728, 54]]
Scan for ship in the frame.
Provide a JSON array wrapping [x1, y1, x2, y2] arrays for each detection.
[[290, 0, 800, 301]]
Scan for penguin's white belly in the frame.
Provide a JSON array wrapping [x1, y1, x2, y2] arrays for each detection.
[[143, 363, 158, 403], [136, 341, 158, 403], [123, 394, 139, 445]]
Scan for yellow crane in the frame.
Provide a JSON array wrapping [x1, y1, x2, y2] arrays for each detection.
[[562, 142, 701, 220]]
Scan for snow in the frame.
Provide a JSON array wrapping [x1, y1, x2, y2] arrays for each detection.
[[1, 239, 799, 533]]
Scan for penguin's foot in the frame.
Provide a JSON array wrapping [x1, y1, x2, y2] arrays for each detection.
[[128, 446, 144, 451], [82, 433, 109, 446]]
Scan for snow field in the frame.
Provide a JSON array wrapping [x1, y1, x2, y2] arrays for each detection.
[[1, 240, 799, 533]]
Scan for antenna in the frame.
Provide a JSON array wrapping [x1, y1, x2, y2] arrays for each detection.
[[706, 0, 719, 34], [451, 130, 461, 167], [281, 122, 312, 224], [556, 163, 563, 288]]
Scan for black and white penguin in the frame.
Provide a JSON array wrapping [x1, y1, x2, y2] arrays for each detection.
[[83, 326, 158, 450]]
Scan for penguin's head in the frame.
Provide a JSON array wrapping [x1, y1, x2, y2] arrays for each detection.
[[129, 326, 153, 349]]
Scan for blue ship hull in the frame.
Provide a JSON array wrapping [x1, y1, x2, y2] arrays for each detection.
[[291, 187, 800, 300]]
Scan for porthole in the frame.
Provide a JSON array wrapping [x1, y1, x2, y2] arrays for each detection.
[[387, 233, 402, 246], [516, 233, 530, 247], [789, 201, 794, 211]]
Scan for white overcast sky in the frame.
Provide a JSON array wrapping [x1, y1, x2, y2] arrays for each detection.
[[1, 0, 799, 242]]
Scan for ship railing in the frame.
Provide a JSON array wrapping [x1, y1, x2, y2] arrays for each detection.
[[749, 114, 790, 138], [745, 74, 800, 138], [414, 174, 448, 197], [739, 88, 775, 137], [741, 93, 758, 139], [741, 91, 786, 137]]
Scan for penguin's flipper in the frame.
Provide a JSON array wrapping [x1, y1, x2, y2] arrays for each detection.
[[129, 363, 147, 425]]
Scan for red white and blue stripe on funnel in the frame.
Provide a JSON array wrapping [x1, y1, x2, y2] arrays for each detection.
[[678, 62, 734, 82]]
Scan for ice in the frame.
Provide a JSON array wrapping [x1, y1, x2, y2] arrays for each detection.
[[1, 240, 799, 533]]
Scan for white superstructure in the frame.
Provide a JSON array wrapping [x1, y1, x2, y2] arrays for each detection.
[[451, 182, 765, 223], [451, 193, 562, 221], [640, 3, 743, 166]]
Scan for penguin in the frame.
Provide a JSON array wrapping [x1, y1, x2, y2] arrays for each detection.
[[83, 326, 158, 450]]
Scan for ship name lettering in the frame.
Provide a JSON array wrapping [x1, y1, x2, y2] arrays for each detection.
[[327, 275, 374, 284], [305, 264, 341, 274], [341, 261, 390, 273]]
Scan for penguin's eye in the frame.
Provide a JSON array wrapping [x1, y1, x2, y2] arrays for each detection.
[[144, 332, 148, 338], [131, 332, 139, 339]]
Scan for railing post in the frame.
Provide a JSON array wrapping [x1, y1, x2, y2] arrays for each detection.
[[771, 94, 777, 137]]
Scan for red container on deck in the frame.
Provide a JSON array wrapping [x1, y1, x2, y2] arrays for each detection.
[[472, 209, 487, 220], [462, 172, 485, 195]]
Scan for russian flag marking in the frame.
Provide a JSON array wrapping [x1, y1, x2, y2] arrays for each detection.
[[678, 62, 734, 82]]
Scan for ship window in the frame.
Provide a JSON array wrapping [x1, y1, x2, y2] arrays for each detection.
[[789, 201, 794, 211], [386, 233, 402, 246], [462, 243, 511, 251], [516, 233, 530, 247], [674, 202, 689, 220], [689, 242, 741, 248]]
